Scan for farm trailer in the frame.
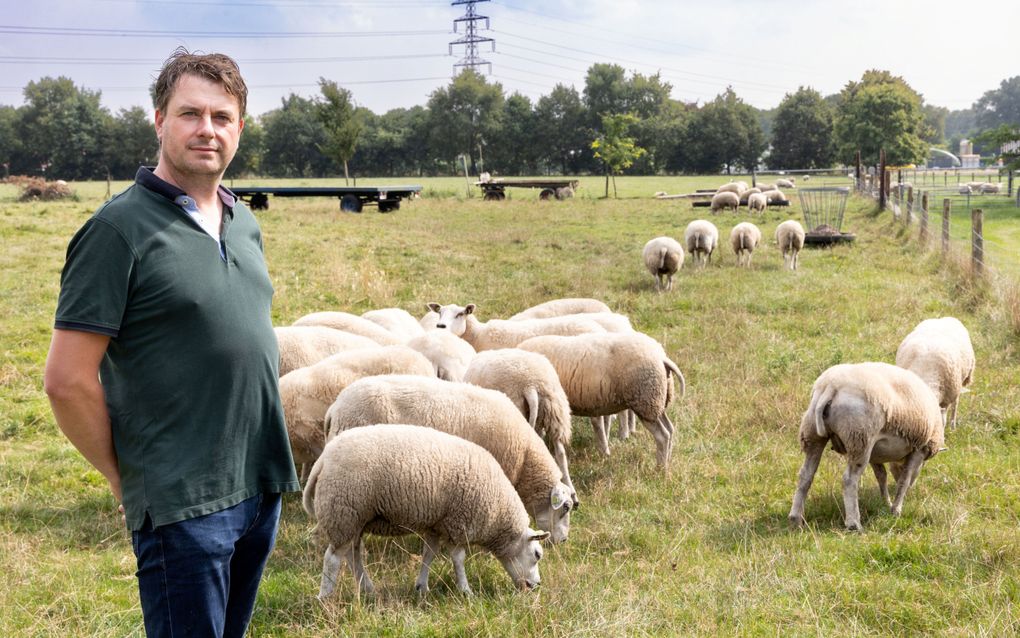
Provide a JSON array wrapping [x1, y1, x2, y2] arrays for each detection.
[[230, 185, 422, 213], [476, 179, 579, 201]]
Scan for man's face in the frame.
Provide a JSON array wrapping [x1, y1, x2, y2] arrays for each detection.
[[154, 74, 244, 179]]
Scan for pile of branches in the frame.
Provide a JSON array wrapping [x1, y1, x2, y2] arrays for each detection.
[[9, 176, 75, 201]]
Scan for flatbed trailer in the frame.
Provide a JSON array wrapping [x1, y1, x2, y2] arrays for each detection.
[[229, 185, 422, 213], [476, 179, 578, 201]]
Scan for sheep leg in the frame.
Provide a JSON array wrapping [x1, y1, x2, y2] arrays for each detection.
[[890, 449, 926, 517], [414, 533, 442, 595], [299, 463, 311, 484], [948, 397, 959, 429], [591, 417, 610, 456], [450, 545, 473, 595], [616, 410, 631, 440], [346, 536, 374, 595], [317, 543, 344, 600], [639, 417, 672, 469], [553, 440, 578, 506], [871, 462, 891, 507], [842, 445, 875, 531], [789, 440, 826, 527]]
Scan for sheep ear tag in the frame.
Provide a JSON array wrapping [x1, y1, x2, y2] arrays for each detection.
[[550, 485, 569, 510]]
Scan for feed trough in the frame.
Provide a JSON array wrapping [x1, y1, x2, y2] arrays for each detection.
[[798, 187, 855, 245]]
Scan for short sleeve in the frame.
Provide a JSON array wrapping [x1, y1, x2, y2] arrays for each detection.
[[54, 218, 136, 337]]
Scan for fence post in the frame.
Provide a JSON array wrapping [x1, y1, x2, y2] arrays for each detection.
[[920, 192, 929, 243], [971, 209, 984, 276], [906, 186, 914, 225], [879, 149, 887, 209], [942, 198, 951, 254]]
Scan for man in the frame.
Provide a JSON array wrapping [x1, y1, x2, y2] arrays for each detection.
[[43, 48, 299, 637]]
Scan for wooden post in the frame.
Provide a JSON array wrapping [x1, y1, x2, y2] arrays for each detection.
[[942, 198, 951, 254], [855, 150, 862, 191], [971, 209, 984, 276], [879, 149, 887, 209], [920, 192, 929, 242], [906, 187, 914, 225]]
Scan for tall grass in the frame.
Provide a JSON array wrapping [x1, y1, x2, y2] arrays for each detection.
[[2, 177, 1020, 636]]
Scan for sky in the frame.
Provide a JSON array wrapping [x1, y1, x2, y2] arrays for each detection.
[[2, 0, 1018, 119]]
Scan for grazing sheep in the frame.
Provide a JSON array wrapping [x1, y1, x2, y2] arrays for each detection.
[[739, 187, 762, 205], [279, 345, 435, 477], [643, 236, 685, 292], [747, 192, 768, 214], [776, 220, 805, 270], [428, 303, 605, 351], [729, 222, 762, 268], [958, 185, 973, 195], [711, 191, 740, 214], [654, 191, 668, 197], [326, 375, 575, 541], [684, 219, 719, 268], [965, 181, 985, 192], [766, 189, 789, 204], [716, 181, 748, 195], [292, 311, 403, 346], [980, 183, 1001, 194], [275, 326, 380, 377], [518, 332, 685, 470], [361, 308, 426, 340], [555, 186, 574, 200], [895, 317, 976, 428], [788, 362, 945, 531], [463, 348, 575, 499], [509, 298, 612, 320], [305, 425, 550, 597], [776, 178, 796, 189], [404, 328, 477, 382], [802, 175, 811, 182], [757, 183, 777, 193], [555, 311, 633, 333]]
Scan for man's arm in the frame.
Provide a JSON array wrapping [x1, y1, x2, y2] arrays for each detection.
[[44, 329, 121, 501]]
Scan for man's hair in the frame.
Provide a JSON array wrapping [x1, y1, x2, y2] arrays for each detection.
[[153, 47, 248, 116]]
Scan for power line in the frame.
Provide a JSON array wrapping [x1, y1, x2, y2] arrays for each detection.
[[0, 24, 446, 38], [0, 53, 450, 65]]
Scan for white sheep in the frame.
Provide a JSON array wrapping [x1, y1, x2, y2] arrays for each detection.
[[305, 424, 550, 597], [325, 375, 575, 541], [729, 222, 762, 268], [711, 191, 740, 214], [274, 326, 380, 377], [802, 175, 811, 182], [642, 236, 685, 292], [788, 362, 945, 531], [360, 308, 426, 340], [684, 219, 719, 268], [292, 311, 403, 346], [776, 178, 796, 189], [757, 183, 777, 193], [279, 345, 435, 478], [716, 181, 748, 195], [509, 298, 612, 320], [404, 328, 477, 382], [958, 185, 973, 195], [518, 332, 685, 469], [895, 317, 975, 428], [739, 187, 762, 205], [980, 183, 1001, 194], [766, 189, 789, 204], [747, 192, 768, 214], [428, 302, 605, 351], [776, 220, 805, 270], [419, 308, 440, 330], [463, 348, 575, 499]]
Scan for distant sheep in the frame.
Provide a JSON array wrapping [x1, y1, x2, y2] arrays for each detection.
[[766, 190, 789, 204], [428, 303, 605, 351], [739, 187, 762, 205], [776, 178, 796, 189], [747, 192, 768, 214], [684, 219, 719, 268], [711, 191, 740, 214], [776, 220, 805, 270], [729, 222, 762, 268], [895, 317, 976, 428], [716, 181, 748, 196], [642, 237, 684, 291], [509, 298, 612, 321], [980, 183, 1001, 194]]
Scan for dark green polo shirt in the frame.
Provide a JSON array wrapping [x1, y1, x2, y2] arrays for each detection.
[[55, 167, 299, 531]]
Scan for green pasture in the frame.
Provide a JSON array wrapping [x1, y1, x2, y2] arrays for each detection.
[[2, 175, 1020, 636]]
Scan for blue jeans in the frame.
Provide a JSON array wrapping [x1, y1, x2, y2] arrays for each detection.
[[131, 493, 282, 638]]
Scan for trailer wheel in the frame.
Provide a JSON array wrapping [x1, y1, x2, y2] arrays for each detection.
[[340, 194, 363, 213], [483, 190, 505, 201], [250, 193, 269, 210], [539, 188, 556, 201]]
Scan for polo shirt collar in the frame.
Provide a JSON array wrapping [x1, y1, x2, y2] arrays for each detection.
[[134, 166, 238, 210]]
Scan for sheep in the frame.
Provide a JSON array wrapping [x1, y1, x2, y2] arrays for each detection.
[[766, 189, 788, 204], [716, 181, 748, 195], [738, 187, 762, 205], [428, 302, 605, 351], [747, 192, 768, 214], [757, 183, 777, 193], [360, 308, 426, 340], [684, 219, 719, 268], [292, 311, 403, 346], [420, 308, 440, 330], [305, 424, 551, 597], [517, 332, 685, 470], [710, 191, 740, 214], [555, 186, 574, 200], [642, 236, 684, 292], [788, 362, 945, 531], [802, 174, 811, 182], [279, 345, 435, 478], [463, 348, 575, 498], [958, 185, 973, 195], [274, 326, 380, 377], [730, 222, 762, 268], [895, 317, 976, 429], [325, 375, 575, 541], [980, 183, 1001, 194], [776, 178, 796, 189], [776, 220, 805, 271], [509, 298, 612, 321], [654, 190, 668, 198], [404, 328, 477, 382]]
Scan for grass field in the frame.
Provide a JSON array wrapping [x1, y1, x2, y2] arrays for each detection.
[[2, 175, 1020, 636]]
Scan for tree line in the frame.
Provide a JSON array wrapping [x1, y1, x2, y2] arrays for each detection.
[[0, 65, 1017, 182]]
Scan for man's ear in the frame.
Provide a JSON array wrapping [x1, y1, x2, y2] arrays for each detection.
[[153, 109, 164, 143]]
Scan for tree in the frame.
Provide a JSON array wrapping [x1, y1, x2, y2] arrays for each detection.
[[591, 113, 645, 197], [974, 76, 1020, 130], [922, 104, 948, 146], [769, 87, 835, 169], [17, 76, 110, 179], [682, 88, 765, 174], [225, 113, 263, 178], [976, 124, 1020, 172], [101, 106, 159, 179], [425, 69, 504, 174], [488, 92, 538, 175], [260, 94, 329, 177], [534, 84, 588, 174], [834, 70, 928, 166], [583, 63, 629, 123], [634, 98, 692, 174], [316, 78, 362, 184], [0, 105, 21, 178]]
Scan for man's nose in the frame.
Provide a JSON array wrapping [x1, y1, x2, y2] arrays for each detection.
[[196, 113, 214, 136]]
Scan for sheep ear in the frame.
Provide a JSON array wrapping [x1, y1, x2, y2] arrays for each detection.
[[550, 484, 570, 510], [427, 302, 441, 313], [528, 529, 551, 542], [465, 304, 476, 315]]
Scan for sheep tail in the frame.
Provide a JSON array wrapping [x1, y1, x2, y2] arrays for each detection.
[[813, 384, 837, 439], [302, 459, 322, 522], [664, 358, 686, 398], [740, 234, 747, 252], [524, 386, 540, 431]]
